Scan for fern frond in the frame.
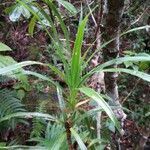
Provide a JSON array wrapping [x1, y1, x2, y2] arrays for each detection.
[[30, 101, 48, 138], [0, 89, 26, 131], [31, 122, 67, 150], [0, 75, 12, 83]]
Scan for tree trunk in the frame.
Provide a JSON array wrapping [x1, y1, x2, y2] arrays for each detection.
[[102, 0, 126, 122]]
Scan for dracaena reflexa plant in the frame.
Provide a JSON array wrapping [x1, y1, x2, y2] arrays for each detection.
[[0, 0, 150, 149]]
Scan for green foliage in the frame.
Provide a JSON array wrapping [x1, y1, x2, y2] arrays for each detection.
[[7, 0, 77, 37], [119, 75, 150, 127], [0, 17, 118, 147], [0, 75, 12, 83], [0, 112, 56, 123], [0, 89, 26, 131], [0, 43, 28, 83], [123, 51, 150, 71], [0, 42, 12, 51], [30, 101, 48, 138], [80, 87, 120, 132], [70, 128, 87, 150], [34, 123, 67, 150], [0, 55, 23, 80], [0, 1, 150, 149]]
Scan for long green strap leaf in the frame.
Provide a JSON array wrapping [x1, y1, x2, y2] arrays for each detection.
[[103, 68, 150, 82], [70, 128, 87, 150], [98, 55, 150, 70], [0, 145, 46, 150], [70, 16, 88, 87], [0, 112, 57, 123], [28, 16, 36, 36], [79, 87, 120, 132], [0, 61, 44, 75], [81, 56, 150, 85]]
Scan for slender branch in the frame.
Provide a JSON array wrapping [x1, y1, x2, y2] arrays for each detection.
[[122, 79, 141, 104]]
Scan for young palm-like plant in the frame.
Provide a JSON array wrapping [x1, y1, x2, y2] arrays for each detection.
[[0, 0, 150, 149]]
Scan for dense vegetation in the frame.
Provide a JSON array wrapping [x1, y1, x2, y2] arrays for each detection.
[[0, 0, 149, 149]]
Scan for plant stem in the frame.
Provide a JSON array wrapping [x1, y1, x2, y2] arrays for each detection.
[[96, 111, 102, 139], [65, 119, 74, 150]]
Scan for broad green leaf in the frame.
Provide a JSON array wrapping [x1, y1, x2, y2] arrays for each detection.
[[57, 0, 77, 14], [21, 5, 31, 18], [103, 68, 150, 82], [0, 43, 12, 51], [0, 55, 27, 80], [9, 1, 31, 22], [0, 112, 56, 123], [9, 5, 22, 22], [0, 55, 17, 69], [16, 0, 52, 37], [70, 128, 87, 150], [79, 87, 120, 132]]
